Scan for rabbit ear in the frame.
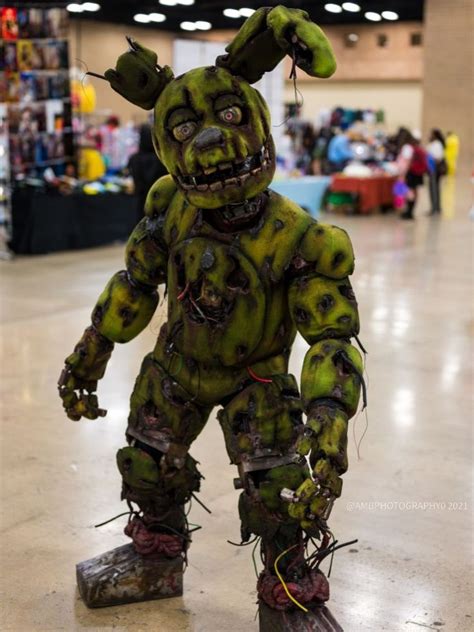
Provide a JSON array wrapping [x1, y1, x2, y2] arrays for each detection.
[[103, 38, 173, 110], [216, 6, 336, 85]]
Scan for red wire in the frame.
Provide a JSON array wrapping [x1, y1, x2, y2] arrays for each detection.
[[177, 282, 190, 301], [247, 367, 273, 384]]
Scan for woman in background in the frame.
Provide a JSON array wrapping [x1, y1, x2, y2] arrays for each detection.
[[396, 128, 428, 220], [426, 128, 446, 215], [128, 124, 167, 223]]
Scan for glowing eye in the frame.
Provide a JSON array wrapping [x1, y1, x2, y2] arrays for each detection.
[[218, 106, 243, 125], [173, 121, 197, 142]]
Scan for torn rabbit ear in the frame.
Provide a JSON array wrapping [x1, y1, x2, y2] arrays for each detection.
[[216, 5, 336, 85], [103, 38, 173, 110]]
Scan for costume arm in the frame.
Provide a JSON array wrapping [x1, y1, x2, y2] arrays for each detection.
[[58, 178, 173, 421], [286, 223, 364, 525]]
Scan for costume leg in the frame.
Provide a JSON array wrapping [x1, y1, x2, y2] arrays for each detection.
[[218, 374, 342, 631], [77, 353, 211, 608]]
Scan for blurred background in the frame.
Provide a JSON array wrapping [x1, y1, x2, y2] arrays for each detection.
[[0, 2, 472, 632]]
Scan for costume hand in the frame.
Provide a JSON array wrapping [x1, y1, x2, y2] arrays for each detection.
[[58, 365, 106, 421]]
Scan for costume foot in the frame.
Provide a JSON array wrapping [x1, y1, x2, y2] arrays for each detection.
[[76, 543, 184, 608], [258, 601, 343, 631]]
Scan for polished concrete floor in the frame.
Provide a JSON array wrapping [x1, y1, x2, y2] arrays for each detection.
[[1, 183, 473, 631]]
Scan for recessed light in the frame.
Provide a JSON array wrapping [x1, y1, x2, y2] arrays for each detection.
[[365, 11, 382, 21], [180, 21, 197, 30], [324, 3, 343, 13], [134, 13, 151, 23], [239, 8, 255, 17], [159, 0, 178, 6], [223, 8, 241, 18], [342, 2, 360, 11], [149, 12, 166, 22], [82, 2, 100, 10], [348, 33, 359, 41], [382, 10, 399, 20], [195, 20, 212, 30], [66, 3, 84, 12]]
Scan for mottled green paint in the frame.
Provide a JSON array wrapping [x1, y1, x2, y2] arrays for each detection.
[[289, 275, 359, 344]]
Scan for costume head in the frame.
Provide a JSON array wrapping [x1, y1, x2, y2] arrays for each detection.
[[101, 6, 336, 209]]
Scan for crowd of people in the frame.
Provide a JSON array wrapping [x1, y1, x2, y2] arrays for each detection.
[[281, 120, 459, 220]]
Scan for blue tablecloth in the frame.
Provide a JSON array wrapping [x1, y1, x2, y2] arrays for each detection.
[[270, 176, 331, 217]]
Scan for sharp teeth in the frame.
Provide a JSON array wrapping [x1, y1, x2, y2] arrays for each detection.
[[251, 168, 261, 175], [239, 173, 250, 183], [210, 181, 224, 191], [191, 176, 198, 186], [197, 184, 209, 191], [225, 177, 239, 187], [218, 162, 232, 171], [203, 166, 217, 175]]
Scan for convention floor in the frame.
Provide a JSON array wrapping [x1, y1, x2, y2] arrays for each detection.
[[1, 186, 472, 631]]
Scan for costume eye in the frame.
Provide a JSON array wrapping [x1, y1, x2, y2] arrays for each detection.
[[218, 106, 243, 125], [173, 121, 197, 142]]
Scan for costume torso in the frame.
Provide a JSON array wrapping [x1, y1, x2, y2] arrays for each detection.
[[159, 189, 313, 367]]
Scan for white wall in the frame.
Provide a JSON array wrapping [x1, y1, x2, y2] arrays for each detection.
[[285, 80, 423, 133]]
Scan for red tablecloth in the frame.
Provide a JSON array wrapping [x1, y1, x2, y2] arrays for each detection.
[[330, 174, 396, 213]]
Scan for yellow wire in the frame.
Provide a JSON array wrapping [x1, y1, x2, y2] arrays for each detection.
[[273, 545, 309, 613]]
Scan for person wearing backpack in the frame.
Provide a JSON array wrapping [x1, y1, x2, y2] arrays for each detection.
[[396, 128, 428, 220]]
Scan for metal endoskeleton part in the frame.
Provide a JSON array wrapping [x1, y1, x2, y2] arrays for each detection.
[[58, 6, 362, 628]]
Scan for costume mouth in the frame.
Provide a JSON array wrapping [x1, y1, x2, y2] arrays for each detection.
[[177, 140, 272, 192]]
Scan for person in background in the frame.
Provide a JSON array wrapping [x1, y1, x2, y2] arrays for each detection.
[[396, 128, 428, 220], [327, 128, 353, 173], [445, 131, 460, 176], [128, 124, 167, 222], [426, 128, 446, 215]]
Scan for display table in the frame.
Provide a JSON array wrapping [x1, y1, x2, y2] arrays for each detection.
[[10, 189, 137, 255], [270, 176, 331, 217], [329, 174, 395, 214]]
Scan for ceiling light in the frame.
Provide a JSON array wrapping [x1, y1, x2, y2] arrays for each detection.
[[324, 3, 343, 13], [66, 3, 84, 12], [365, 11, 382, 21], [149, 12, 166, 22], [348, 33, 359, 41], [223, 8, 241, 18], [134, 13, 151, 23], [239, 8, 255, 17], [82, 2, 100, 10], [179, 0, 195, 4], [159, 0, 178, 6], [195, 20, 212, 30], [382, 10, 399, 20], [342, 2, 360, 11], [180, 21, 197, 30]]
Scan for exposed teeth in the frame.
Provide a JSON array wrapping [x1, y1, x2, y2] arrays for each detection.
[[179, 141, 271, 192]]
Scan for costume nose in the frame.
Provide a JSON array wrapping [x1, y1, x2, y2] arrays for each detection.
[[194, 127, 224, 151]]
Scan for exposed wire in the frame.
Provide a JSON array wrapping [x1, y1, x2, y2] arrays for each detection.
[[247, 367, 273, 384], [251, 537, 261, 578], [191, 492, 212, 514], [274, 544, 309, 613], [94, 510, 135, 528]]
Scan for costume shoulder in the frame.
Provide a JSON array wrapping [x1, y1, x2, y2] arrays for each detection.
[[239, 189, 313, 282], [144, 175, 178, 217], [144, 175, 199, 247], [295, 220, 355, 279]]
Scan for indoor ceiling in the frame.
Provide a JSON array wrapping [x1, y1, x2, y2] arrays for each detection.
[[15, 1, 425, 32]]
